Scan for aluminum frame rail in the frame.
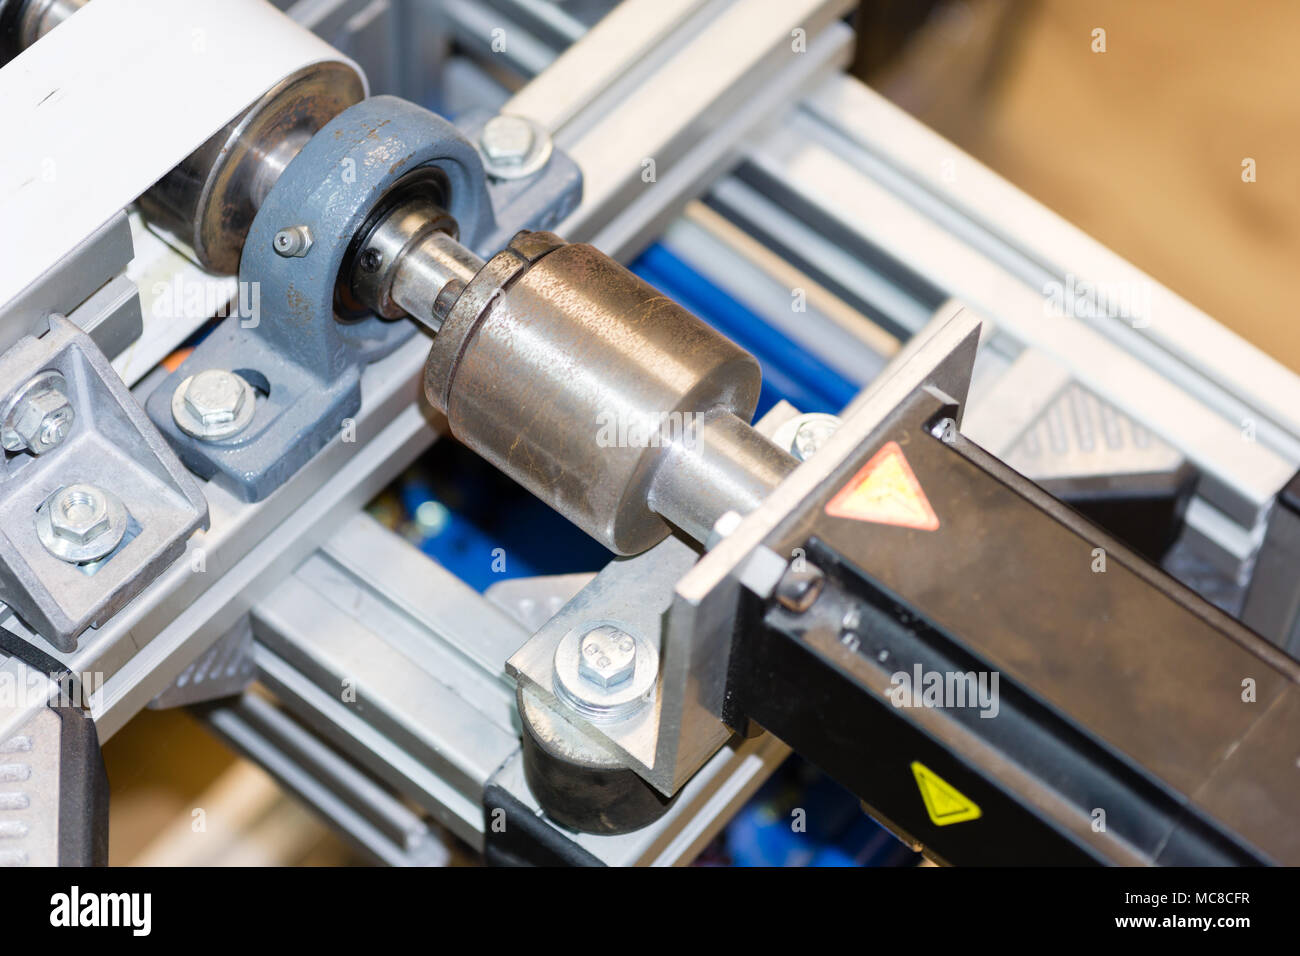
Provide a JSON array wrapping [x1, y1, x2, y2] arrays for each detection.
[[218, 511, 789, 864], [707, 75, 1300, 538]]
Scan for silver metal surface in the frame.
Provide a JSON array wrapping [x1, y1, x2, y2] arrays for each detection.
[[649, 408, 797, 546], [14, 0, 85, 48], [0, 703, 59, 867], [731, 73, 1300, 534], [1, 371, 74, 456], [0, 316, 209, 649], [272, 225, 314, 258], [0, 212, 135, 358], [770, 412, 842, 462], [554, 623, 657, 721], [351, 196, 484, 329], [66, 274, 143, 363], [542, 0, 855, 258], [508, 401, 800, 795], [148, 617, 256, 710], [170, 370, 257, 442], [478, 114, 553, 180], [34, 483, 128, 565], [135, 61, 366, 274], [425, 233, 763, 554], [199, 691, 451, 866], [577, 624, 637, 689], [642, 306, 981, 795], [0, 330, 438, 748]]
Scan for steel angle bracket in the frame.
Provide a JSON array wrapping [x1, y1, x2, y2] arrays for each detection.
[[146, 96, 581, 503], [0, 316, 209, 651]]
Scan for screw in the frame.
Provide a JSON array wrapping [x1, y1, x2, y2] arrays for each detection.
[[775, 561, 825, 613], [273, 225, 313, 258], [577, 624, 638, 689], [1, 371, 74, 455], [790, 414, 841, 461], [929, 416, 958, 443], [478, 115, 552, 180], [171, 369, 256, 441], [358, 248, 383, 273], [35, 483, 128, 565]]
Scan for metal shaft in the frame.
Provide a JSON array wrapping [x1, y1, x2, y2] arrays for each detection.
[[648, 407, 796, 545], [417, 229, 797, 554], [350, 197, 484, 332]]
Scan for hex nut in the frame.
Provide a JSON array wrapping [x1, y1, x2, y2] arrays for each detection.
[[35, 483, 129, 565], [1, 371, 75, 455]]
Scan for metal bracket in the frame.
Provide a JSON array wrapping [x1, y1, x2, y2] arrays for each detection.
[[145, 96, 582, 503], [0, 316, 209, 651]]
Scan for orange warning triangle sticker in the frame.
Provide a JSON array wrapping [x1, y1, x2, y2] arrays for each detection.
[[910, 761, 982, 826], [825, 441, 939, 530]]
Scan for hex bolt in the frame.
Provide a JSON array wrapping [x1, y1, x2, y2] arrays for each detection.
[[0, 371, 75, 456], [478, 114, 553, 180], [171, 369, 257, 441], [791, 414, 841, 461], [770, 412, 842, 464], [775, 561, 825, 613], [35, 483, 129, 565], [577, 624, 638, 689], [272, 225, 313, 258]]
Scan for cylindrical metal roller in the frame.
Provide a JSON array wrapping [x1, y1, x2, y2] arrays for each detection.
[[137, 61, 365, 274], [2, 0, 365, 274], [423, 232, 768, 555]]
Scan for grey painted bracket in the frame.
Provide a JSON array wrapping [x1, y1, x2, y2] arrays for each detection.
[[0, 317, 210, 651], [146, 96, 582, 503]]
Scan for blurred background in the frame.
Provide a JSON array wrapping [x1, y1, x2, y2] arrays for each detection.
[[104, 0, 1298, 865]]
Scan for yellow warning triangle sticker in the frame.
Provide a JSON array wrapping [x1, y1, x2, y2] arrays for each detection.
[[825, 441, 939, 530], [911, 761, 981, 826]]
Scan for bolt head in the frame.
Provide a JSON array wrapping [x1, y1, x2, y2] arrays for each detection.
[[12, 387, 75, 454], [578, 625, 637, 689], [776, 563, 825, 613], [791, 415, 840, 461], [273, 225, 313, 258], [48, 485, 111, 545], [183, 370, 247, 426], [481, 115, 535, 164]]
